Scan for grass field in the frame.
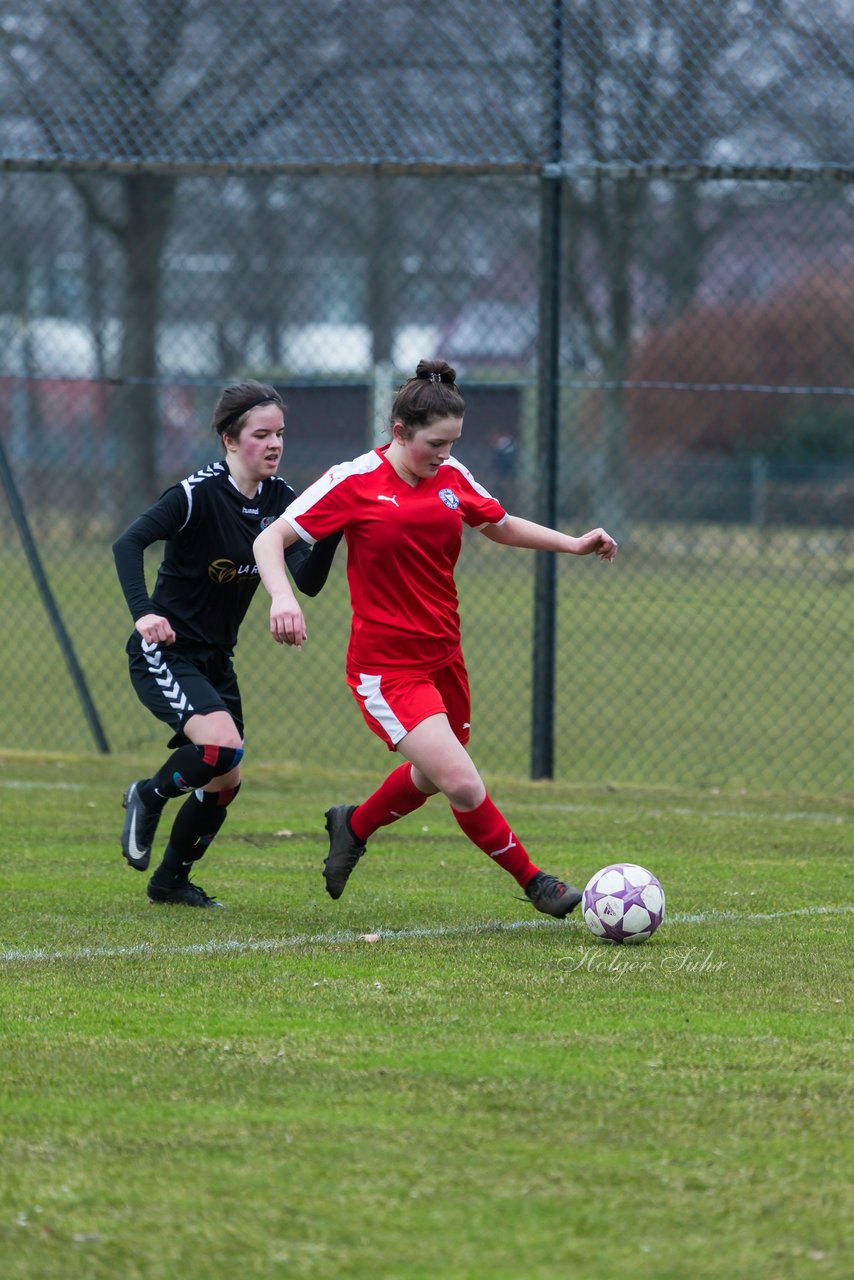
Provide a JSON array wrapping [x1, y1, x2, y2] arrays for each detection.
[[1, 749, 851, 1279], [2, 522, 853, 792]]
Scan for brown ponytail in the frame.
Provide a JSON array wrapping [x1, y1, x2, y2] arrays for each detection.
[[390, 360, 466, 436]]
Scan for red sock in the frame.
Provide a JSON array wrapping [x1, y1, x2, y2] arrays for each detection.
[[351, 763, 429, 841], [451, 793, 539, 887]]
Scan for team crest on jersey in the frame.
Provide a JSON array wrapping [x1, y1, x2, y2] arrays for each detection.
[[438, 487, 460, 510], [260, 516, 277, 528], [208, 558, 259, 583], [209, 558, 237, 583]]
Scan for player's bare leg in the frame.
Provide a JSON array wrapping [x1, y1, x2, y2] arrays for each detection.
[[398, 717, 581, 917]]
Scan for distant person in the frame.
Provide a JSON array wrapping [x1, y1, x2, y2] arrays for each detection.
[[253, 360, 617, 917], [113, 381, 340, 907], [490, 432, 518, 479], [490, 430, 519, 507]]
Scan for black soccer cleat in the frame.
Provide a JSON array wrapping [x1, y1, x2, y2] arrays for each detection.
[[121, 781, 161, 872], [524, 871, 583, 919], [322, 804, 367, 900], [146, 879, 224, 908]]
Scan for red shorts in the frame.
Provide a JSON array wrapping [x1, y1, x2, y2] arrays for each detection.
[[347, 653, 471, 751]]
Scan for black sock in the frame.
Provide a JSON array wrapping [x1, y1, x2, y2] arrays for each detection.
[[149, 790, 233, 887], [137, 778, 167, 813], [139, 745, 216, 806], [149, 842, 190, 889]]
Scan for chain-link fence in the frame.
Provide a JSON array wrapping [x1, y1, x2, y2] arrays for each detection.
[[1, 1, 852, 794]]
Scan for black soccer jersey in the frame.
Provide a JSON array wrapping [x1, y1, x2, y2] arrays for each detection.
[[113, 461, 334, 653]]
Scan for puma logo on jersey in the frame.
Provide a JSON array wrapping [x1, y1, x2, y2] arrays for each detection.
[[377, 494, 399, 507]]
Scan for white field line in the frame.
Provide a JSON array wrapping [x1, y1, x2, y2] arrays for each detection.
[[511, 801, 850, 826], [1, 778, 849, 825], [0, 779, 88, 791], [1, 905, 852, 966]]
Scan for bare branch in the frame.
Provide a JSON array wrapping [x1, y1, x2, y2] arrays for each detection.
[[0, 28, 69, 156], [68, 173, 124, 239]]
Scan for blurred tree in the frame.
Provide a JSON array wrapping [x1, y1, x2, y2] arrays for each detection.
[[628, 267, 854, 457], [0, 4, 186, 516], [0, 0, 350, 519], [553, 0, 746, 533], [1, 0, 851, 530], [547, 0, 853, 532], [723, 0, 854, 164]]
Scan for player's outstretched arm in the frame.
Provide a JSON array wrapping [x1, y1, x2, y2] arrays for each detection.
[[482, 516, 618, 561], [253, 519, 308, 647]]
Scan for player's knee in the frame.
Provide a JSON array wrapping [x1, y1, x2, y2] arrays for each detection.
[[197, 743, 244, 777], [213, 781, 241, 808], [443, 773, 485, 811]]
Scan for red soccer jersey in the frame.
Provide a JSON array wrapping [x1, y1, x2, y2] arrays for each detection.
[[282, 446, 506, 671]]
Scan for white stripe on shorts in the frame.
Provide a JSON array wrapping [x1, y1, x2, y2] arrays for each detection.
[[356, 672, 407, 745]]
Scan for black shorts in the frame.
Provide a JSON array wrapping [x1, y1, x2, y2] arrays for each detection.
[[126, 634, 244, 747]]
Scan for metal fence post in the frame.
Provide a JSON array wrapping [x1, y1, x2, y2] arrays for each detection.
[[531, 0, 563, 781], [0, 431, 110, 754]]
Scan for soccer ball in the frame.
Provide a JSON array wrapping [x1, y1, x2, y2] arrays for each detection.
[[582, 863, 665, 944]]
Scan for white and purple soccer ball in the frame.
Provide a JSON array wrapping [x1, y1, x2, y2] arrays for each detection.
[[582, 863, 665, 944]]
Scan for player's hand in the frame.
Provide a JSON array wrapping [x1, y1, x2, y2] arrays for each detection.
[[577, 528, 618, 561], [269, 595, 308, 648], [136, 613, 177, 646]]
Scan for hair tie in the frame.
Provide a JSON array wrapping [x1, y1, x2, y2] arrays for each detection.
[[217, 396, 275, 435], [429, 372, 442, 384]]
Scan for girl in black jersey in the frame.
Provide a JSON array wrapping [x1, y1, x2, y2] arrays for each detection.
[[113, 381, 339, 907]]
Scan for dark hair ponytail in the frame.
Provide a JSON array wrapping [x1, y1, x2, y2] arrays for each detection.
[[211, 380, 285, 441], [390, 360, 465, 434]]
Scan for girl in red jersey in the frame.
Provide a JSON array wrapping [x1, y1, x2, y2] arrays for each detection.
[[253, 360, 617, 918]]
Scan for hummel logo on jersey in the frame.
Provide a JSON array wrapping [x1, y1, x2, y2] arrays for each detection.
[[242, 506, 260, 515], [377, 494, 399, 507], [186, 462, 225, 488]]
